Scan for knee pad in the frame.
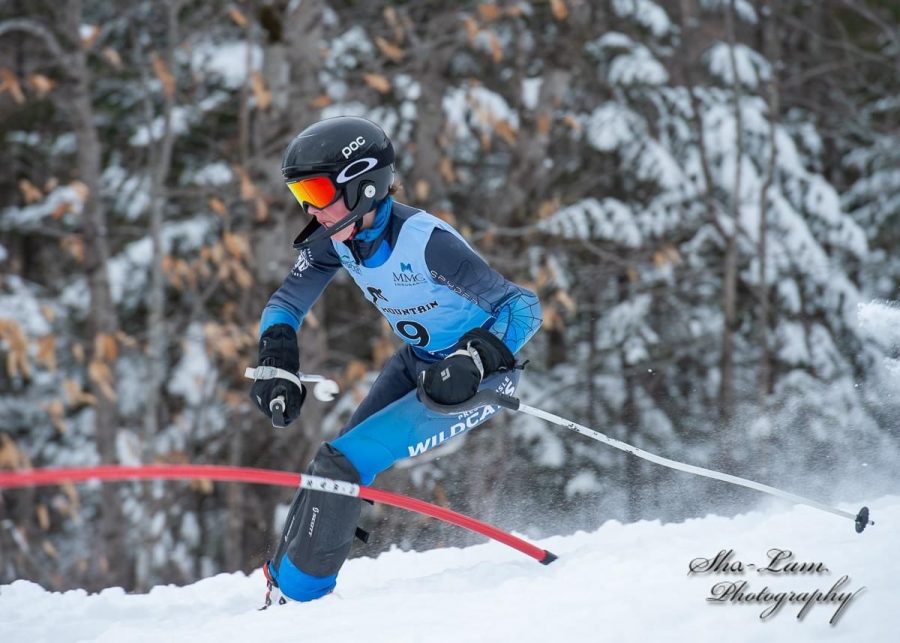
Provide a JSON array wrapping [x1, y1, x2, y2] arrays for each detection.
[[276, 443, 363, 582]]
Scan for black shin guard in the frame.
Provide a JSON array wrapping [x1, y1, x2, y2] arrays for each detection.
[[276, 443, 363, 578], [272, 485, 306, 568]]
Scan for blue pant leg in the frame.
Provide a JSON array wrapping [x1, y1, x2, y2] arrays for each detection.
[[275, 557, 337, 602], [339, 346, 418, 437], [331, 370, 520, 485]]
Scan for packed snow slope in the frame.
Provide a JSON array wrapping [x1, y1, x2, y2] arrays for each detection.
[[2, 495, 897, 643]]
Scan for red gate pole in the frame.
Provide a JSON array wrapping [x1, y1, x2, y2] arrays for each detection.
[[0, 465, 556, 564]]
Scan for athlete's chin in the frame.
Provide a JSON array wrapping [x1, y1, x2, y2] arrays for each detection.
[[328, 226, 354, 242]]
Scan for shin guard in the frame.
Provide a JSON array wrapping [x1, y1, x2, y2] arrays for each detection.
[[272, 443, 362, 600]]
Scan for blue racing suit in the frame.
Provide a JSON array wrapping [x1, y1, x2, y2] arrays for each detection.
[[262, 198, 542, 601]]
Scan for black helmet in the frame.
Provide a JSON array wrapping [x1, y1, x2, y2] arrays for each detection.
[[282, 116, 394, 247]]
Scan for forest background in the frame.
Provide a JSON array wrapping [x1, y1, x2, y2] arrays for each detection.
[[1, 0, 898, 592]]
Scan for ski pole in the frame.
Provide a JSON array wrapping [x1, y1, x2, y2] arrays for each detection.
[[416, 379, 874, 534], [244, 367, 340, 402], [244, 367, 340, 428]]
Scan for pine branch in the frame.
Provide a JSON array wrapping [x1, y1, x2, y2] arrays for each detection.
[[0, 18, 69, 70]]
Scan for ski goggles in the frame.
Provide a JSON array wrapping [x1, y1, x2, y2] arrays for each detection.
[[286, 176, 341, 209]]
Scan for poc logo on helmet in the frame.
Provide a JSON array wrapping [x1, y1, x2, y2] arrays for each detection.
[[342, 136, 366, 159]]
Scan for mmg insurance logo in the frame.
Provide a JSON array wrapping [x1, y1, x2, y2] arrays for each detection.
[[393, 262, 425, 286]]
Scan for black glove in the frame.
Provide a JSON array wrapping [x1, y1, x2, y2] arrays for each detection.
[[421, 328, 516, 405], [250, 324, 306, 427]]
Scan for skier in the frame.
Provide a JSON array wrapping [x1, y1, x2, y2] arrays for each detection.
[[250, 116, 542, 605]]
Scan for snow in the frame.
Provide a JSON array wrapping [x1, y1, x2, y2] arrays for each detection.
[[318, 103, 412, 145], [0, 184, 85, 229], [594, 294, 658, 364], [316, 26, 375, 106], [858, 300, 900, 345], [608, 45, 669, 86], [705, 42, 772, 89], [590, 31, 635, 52], [521, 77, 542, 110], [858, 300, 900, 375], [116, 354, 149, 416], [128, 93, 227, 148], [586, 102, 644, 152], [6, 130, 41, 146], [78, 24, 96, 41], [583, 102, 684, 192], [52, 132, 77, 155], [700, 0, 758, 24], [805, 175, 843, 226], [190, 41, 262, 89], [129, 108, 192, 146], [2, 496, 896, 642], [60, 218, 214, 313], [776, 279, 801, 314], [510, 410, 567, 468], [167, 322, 213, 406], [776, 321, 809, 366], [115, 429, 143, 467], [611, 0, 672, 38], [190, 162, 234, 187], [0, 275, 52, 336], [320, 101, 368, 120], [392, 74, 421, 101], [104, 168, 152, 221], [327, 26, 374, 68], [564, 470, 602, 496], [634, 139, 684, 189], [539, 197, 642, 246], [443, 84, 520, 141]]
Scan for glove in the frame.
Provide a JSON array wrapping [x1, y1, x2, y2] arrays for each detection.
[[421, 328, 516, 405], [250, 324, 306, 426]]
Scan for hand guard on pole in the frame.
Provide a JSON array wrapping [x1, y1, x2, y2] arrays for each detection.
[[421, 328, 516, 405]]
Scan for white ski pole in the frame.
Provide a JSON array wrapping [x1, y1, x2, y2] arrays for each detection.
[[416, 379, 874, 533]]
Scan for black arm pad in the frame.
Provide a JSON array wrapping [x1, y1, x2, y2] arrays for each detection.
[[259, 323, 300, 371]]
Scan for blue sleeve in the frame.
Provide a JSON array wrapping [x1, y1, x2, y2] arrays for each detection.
[[424, 229, 542, 355], [260, 240, 343, 336]]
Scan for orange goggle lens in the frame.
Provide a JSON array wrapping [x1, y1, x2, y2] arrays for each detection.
[[286, 176, 338, 209]]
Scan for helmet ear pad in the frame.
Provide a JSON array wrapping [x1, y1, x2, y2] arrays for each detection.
[[339, 165, 394, 213]]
